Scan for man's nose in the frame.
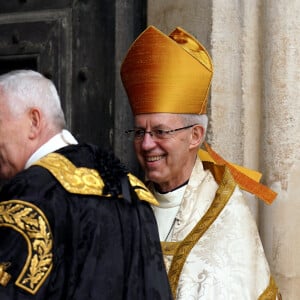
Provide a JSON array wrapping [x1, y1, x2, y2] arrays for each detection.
[[141, 131, 157, 149]]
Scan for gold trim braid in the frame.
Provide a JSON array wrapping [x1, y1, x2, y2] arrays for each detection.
[[127, 173, 158, 205], [166, 166, 236, 298], [34, 153, 158, 205], [0, 200, 53, 294], [34, 153, 106, 196], [258, 276, 281, 300], [0, 262, 11, 287], [160, 242, 180, 256]]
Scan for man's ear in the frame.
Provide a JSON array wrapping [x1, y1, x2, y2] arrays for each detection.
[[189, 125, 205, 149], [28, 108, 41, 139]]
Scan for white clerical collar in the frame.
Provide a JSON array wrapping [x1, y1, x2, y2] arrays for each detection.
[[153, 184, 187, 208], [25, 129, 78, 169]]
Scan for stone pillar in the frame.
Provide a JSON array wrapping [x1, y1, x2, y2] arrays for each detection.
[[260, 1, 300, 299], [210, 0, 262, 216]]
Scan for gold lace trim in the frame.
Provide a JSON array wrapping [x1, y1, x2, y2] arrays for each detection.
[[160, 241, 180, 256], [258, 276, 281, 300], [34, 153, 158, 205], [127, 173, 158, 205], [0, 200, 53, 294], [34, 153, 106, 196], [166, 166, 236, 298]]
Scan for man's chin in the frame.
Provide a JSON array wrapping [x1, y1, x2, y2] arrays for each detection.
[[145, 172, 164, 185]]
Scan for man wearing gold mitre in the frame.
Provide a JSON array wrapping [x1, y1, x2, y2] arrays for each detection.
[[121, 25, 281, 300]]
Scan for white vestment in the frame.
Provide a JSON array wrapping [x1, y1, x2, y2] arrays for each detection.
[[152, 157, 278, 300]]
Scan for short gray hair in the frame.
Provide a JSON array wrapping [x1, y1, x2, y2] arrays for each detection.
[[0, 70, 66, 129], [179, 113, 208, 145]]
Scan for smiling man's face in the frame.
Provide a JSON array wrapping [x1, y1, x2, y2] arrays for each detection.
[[133, 113, 201, 192]]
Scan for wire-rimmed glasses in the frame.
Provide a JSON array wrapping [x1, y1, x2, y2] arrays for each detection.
[[125, 124, 198, 141]]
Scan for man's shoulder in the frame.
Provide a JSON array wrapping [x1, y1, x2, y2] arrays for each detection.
[[0, 162, 55, 200], [39, 144, 157, 205]]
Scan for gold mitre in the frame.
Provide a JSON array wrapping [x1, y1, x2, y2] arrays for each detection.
[[120, 25, 213, 115]]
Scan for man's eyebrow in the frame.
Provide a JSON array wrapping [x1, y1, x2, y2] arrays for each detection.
[[152, 124, 173, 129], [134, 122, 174, 130]]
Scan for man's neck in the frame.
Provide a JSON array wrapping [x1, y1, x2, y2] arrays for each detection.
[[154, 179, 189, 194], [24, 130, 78, 169]]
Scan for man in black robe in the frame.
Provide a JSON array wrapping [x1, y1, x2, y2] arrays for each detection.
[[0, 70, 172, 300]]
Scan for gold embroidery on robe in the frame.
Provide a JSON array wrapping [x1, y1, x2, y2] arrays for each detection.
[[127, 173, 158, 205], [34, 153, 156, 205], [0, 262, 11, 287], [34, 153, 106, 196], [0, 200, 53, 294]]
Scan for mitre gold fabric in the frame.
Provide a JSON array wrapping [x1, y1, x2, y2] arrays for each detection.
[[121, 25, 213, 115]]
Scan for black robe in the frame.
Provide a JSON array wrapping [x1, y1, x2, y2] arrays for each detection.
[[0, 144, 172, 299]]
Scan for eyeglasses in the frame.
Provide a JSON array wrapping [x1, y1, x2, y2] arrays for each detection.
[[125, 124, 198, 141]]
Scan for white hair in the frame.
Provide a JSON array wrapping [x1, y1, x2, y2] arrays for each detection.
[[0, 70, 66, 129], [179, 113, 208, 145]]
